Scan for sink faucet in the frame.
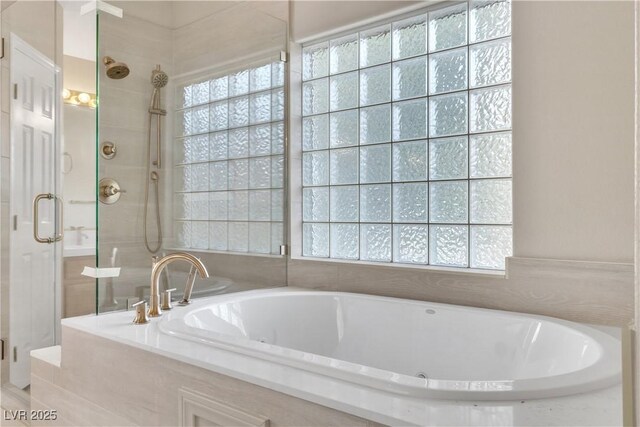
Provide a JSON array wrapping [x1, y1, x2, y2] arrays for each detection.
[[148, 252, 209, 317]]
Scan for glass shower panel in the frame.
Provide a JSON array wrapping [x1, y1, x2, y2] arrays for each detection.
[[96, 2, 288, 313], [0, 0, 67, 389]]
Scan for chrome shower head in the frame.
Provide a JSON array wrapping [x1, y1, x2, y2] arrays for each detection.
[[103, 56, 130, 79], [151, 65, 168, 88]]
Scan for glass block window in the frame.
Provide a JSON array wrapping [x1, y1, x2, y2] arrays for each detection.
[[301, 0, 512, 269], [174, 60, 285, 255]]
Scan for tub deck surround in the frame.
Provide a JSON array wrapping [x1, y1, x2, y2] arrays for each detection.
[[46, 288, 624, 426]]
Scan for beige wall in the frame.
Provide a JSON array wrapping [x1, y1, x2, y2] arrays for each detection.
[[512, 0, 634, 263]]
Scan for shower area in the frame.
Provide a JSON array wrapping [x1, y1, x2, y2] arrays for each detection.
[[94, 1, 289, 313]]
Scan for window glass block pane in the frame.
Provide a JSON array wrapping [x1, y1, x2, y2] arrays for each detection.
[[249, 190, 271, 221], [392, 14, 427, 60], [191, 193, 209, 220], [303, 223, 329, 257], [430, 181, 468, 223], [430, 225, 468, 267], [176, 109, 192, 136], [272, 62, 285, 87], [271, 189, 284, 221], [271, 88, 285, 121], [303, 187, 329, 222], [470, 85, 512, 132], [470, 225, 512, 269], [249, 222, 271, 254], [330, 147, 359, 185], [250, 64, 271, 92], [271, 155, 285, 189], [210, 101, 228, 131], [185, 135, 209, 163], [209, 222, 228, 251], [228, 191, 249, 220], [393, 224, 428, 264], [228, 159, 249, 189], [249, 124, 271, 157], [361, 224, 392, 262], [228, 69, 249, 97], [210, 76, 228, 101], [393, 140, 427, 182], [228, 96, 249, 128], [429, 92, 468, 137], [470, 38, 511, 88], [249, 91, 271, 124], [360, 64, 391, 106], [330, 71, 359, 111], [303, 114, 329, 151], [393, 183, 428, 223], [228, 128, 249, 159], [191, 164, 209, 191], [429, 3, 467, 52], [470, 0, 511, 43], [174, 193, 190, 220], [360, 144, 391, 184], [470, 179, 512, 224], [429, 47, 467, 94], [249, 157, 271, 189], [303, 78, 329, 115], [330, 34, 359, 75], [303, 42, 329, 81], [330, 186, 359, 222], [192, 222, 209, 250], [228, 222, 249, 252], [177, 85, 192, 109], [175, 221, 191, 248], [430, 136, 468, 180], [360, 184, 391, 222], [470, 132, 512, 178], [209, 192, 228, 220], [331, 224, 359, 259], [392, 98, 428, 141], [174, 165, 191, 192], [360, 104, 391, 145], [272, 122, 285, 155], [303, 151, 329, 186], [210, 131, 228, 161], [191, 105, 209, 134], [392, 56, 427, 101], [191, 81, 209, 106], [360, 24, 391, 67], [330, 110, 358, 148], [209, 161, 228, 191]]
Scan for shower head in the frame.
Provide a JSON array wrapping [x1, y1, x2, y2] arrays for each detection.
[[103, 56, 130, 79], [151, 65, 168, 88]]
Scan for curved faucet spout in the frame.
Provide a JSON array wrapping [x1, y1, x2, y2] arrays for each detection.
[[148, 252, 209, 317]]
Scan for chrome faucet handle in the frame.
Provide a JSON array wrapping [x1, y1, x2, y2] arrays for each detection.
[[132, 301, 150, 325], [161, 288, 177, 311]]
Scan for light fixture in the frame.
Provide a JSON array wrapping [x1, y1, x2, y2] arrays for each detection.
[[62, 88, 97, 109], [77, 92, 91, 104]]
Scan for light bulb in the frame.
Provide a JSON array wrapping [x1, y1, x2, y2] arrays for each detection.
[[78, 92, 91, 104], [62, 89, 71, 99]]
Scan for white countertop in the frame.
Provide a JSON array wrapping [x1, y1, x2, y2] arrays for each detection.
[[62, 306, 623, 427]]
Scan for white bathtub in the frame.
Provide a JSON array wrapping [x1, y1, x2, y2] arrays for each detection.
[[159, 288, 620, 401]]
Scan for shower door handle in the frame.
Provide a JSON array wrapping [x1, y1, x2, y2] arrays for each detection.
[[33, 193, 63, 244]]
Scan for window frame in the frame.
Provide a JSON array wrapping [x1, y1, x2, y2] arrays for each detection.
[[291, 0, 513, 273]]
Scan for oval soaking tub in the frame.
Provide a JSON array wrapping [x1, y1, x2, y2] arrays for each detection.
[[158, 288, 620, 401]]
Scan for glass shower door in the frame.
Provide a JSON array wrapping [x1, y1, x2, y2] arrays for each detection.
[[1, 0, 64, 389]]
